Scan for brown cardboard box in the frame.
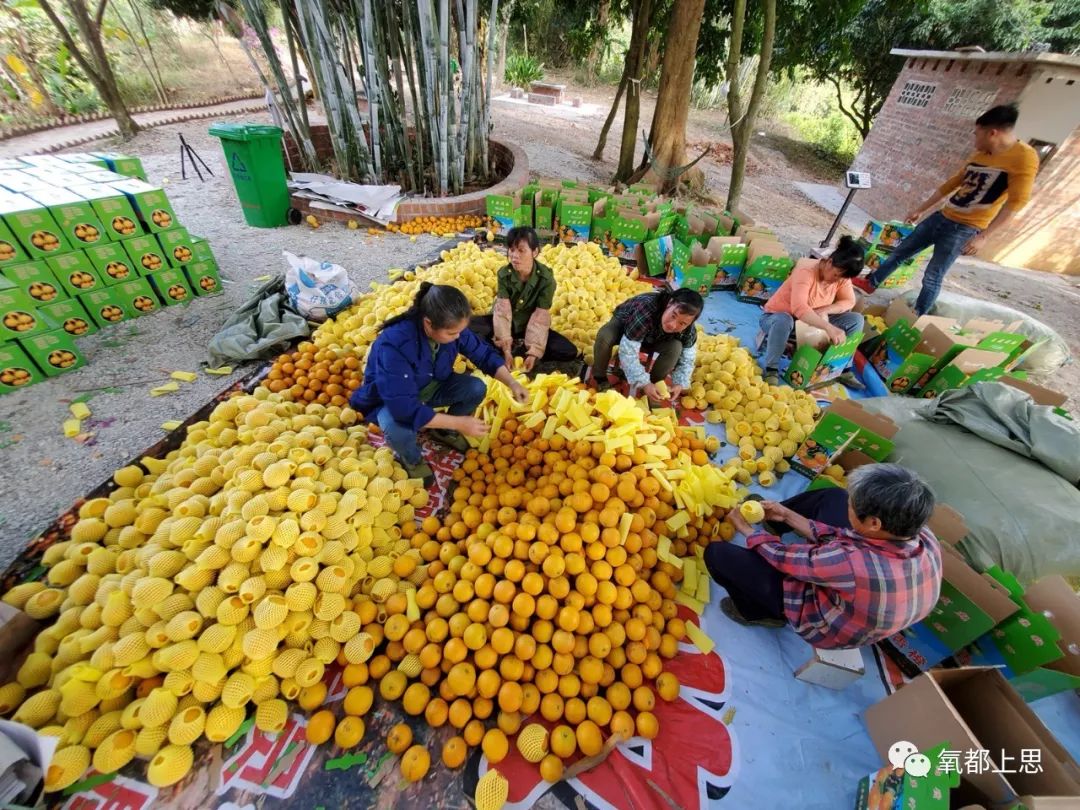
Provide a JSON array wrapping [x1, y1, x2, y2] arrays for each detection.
[[0, 603, 38, 682], [744, 239, 788, 264], [1001, 377, 1068, 408], [865, 668, 1080, 807]]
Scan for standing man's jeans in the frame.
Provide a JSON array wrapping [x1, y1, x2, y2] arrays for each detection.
[[375, 373, 486, 466], [866, 212, 981, 315], [759, 310, 865, 372]]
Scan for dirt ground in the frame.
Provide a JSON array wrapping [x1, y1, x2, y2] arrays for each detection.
[[0, 71, 1076, 561]]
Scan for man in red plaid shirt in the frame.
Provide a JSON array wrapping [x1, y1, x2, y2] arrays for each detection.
[[705, 464, 942, 650]]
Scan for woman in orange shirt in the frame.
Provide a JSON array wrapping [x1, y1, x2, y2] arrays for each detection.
[[759, 235, 865, 385]]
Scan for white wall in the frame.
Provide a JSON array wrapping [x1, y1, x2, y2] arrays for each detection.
[[1015, 68, 1080, 146]]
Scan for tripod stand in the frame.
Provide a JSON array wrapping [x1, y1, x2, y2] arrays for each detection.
[[179, 133, 214, 181]]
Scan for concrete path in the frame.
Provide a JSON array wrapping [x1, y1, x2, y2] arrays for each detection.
[[793, 180, 873, 239], [0, 96, 268, 157]]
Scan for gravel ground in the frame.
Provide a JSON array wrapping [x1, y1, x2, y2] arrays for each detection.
[[2, 78, 1077, 567], [0, 112, 448, 568]]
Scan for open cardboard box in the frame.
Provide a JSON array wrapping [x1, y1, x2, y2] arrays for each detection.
[[791, 399, 897, 478], [666, 240, 717, 293], [865, 667, 1080, 808], [785, 322, 863, 389], [707, 235, 746, 290], [636, 235, 690, 279], [958, 575, 1080, 703], [736, 240, 792, 305]]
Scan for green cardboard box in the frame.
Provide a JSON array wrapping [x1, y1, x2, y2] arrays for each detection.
[[855, 742, 958, 810], [638, 235, 689, 278], [60, 153, 110, 170], [39, 297, 97, 337], [611, 212, 649, 258], [485, 189, 523, 233], [156, 227, 195, 267], [0, 282, 50, 341], [185, 260, 223, 296], [1, 260, 67, 305], [90, 152, 147, 181], [0, 170, 38, 193], [791, 399, 898, 479], [19, 329, 85, 377], [78, 288, 127, 328], [735, 249, 792, 305], [24, 187, 107, 248], [114, 278, 161, 318], [532, 189, 555, 231], [189, 237, 216, 265], [70, 183, 143, 241], [589, 199, 615, 249], [147, 268, 194, 306], [915, 347, 1012, 399], [0, 342, 45, 394], [667, 240, 716, 293], [876, 324, 976, 395], [84, 241, 139, 285], [703, 237, 746, 290], [123, 234, 168, 274], [555, 198, 592, 243], [0, 194, 70, 258], [785, 331, 863, 389], [0, 217, 29, 269], [46, 251, 105, 297], [109, 179, 177, 233], [877, 261, 919, 290]]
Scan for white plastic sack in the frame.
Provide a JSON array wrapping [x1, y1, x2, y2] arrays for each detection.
[[283, 250, 355, 322]]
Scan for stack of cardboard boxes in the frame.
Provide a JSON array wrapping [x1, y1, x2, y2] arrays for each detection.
[[859, 218, 930, 290], [859, 298, 1065, 407], [485, 180, 794, 301], [0, 153, 223, 395]]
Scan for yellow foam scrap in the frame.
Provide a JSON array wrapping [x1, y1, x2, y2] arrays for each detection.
[[693, 545, 705, 561], [556, 426, 578, 442], [576, 390, 591, 404], [676, 525, 689, 538], [69, 402, 91, 420], [170, 371, 198, 383], [161, 421, 182, 431], [697, 571, 711, 603], [566, 403, 591, 429], [150, 382, 180, 396], [633, 433, 657, 445], [652, 471, 673, 492], [609, 422, 640, 437], [523, 411, 546, 429], [681, 558, 698, 596], [406, 589, 420, 621], [657, 537, 672, 561], [642, 462, 666, 471], [541, 416, 558, 440], [63, 419, 81, 437], [686, 621, 715, 654], [647, 445, 671, 460], [666, 555, 684, 570], [618, 512, 633, 544], [604, 436, 633, 453], [665, 469, 687, 480], [478, 436, 491, 454], [665, 511, 690, 532], [674, 590, 704, 614]]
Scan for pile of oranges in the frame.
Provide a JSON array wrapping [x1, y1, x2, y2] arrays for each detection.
[[299, 411, 723, 787], [388, 215, 488, 236], [261, 341, 362, 404]]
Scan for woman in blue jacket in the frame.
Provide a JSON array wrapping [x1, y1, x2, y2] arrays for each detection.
[[350, 283, 528, 484]]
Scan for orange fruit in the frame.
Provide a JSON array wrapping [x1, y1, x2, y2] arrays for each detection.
[[442, 736, 468, 768], [305, 710, 336, 744], [400, 744, 430, 782], [481, 727, 509, 763], [656, 672, 680, 702], [632, 686, 655, 712], [343, 686, 374, 716], [463, 718, 486, 746], [387, 722, 413, 754], [610, 710, 635, 741], [576, 719, 604, 756], [539, 692, 564, 722], [586, 696, 613, 726], [549, 724, 577, 759], [402, 682, 431, 716], [335, 716, 365, 748], [540, 753, 564, 783], [425, 698, 449, 728], [636, 711, 659, 740], [298, 682, 327, 710]]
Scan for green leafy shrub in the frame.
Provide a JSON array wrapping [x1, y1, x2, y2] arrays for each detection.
[[504, 54, 544, 89], [784, 110, 861, 169]]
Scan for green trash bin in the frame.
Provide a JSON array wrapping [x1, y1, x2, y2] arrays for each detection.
[[208, 122, 290, 228]]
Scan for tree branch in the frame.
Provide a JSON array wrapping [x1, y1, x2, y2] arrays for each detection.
[[95, 0, 109, 26], [827, 74, 865, 138], [36, 0, 104, 85]]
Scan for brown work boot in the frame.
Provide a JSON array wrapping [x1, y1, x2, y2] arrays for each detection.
[[720, 597, 786, 629]]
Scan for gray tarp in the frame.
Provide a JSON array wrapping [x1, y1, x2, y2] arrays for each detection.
[[860, 383, 1080, 584], [207, 277, 311, 367]]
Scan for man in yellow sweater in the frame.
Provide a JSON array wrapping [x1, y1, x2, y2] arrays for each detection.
[[853, 104, 1038, 314]]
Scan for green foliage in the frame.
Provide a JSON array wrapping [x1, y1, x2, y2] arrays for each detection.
[[784, 111, 861, 168], [1041, 0, 1080, 52], [504, 53, 545, 88]]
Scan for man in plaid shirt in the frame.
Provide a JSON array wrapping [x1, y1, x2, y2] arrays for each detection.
[[705, 464, 942, 650]]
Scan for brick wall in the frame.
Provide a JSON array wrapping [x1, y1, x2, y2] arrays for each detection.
[[984, 125, 1080, 274], [850, 57, 1030, 220]]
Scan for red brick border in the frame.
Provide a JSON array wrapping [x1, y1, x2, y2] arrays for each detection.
[[284, 127, 528, 225]]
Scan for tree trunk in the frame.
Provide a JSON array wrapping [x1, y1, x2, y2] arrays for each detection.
[[126, 0, 169, 103], [494, 0, 513, 88], [10, 10, 63, 117], [38, 0, 140, 137], [640, 0, 704, 193], [592, 68, 628, 160], [585, 0, 611, 75], [727, 0, 775, 212], [615, 0, 652, 182]]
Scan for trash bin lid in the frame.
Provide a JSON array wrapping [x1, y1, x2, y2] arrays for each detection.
[[208, 122, 284, 141]]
